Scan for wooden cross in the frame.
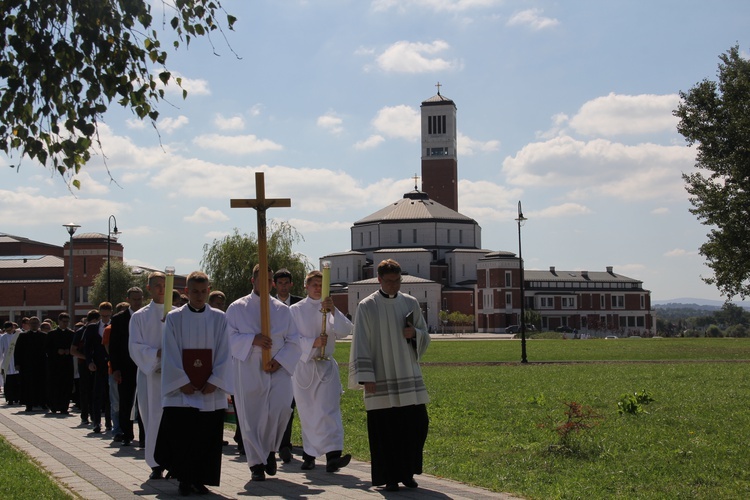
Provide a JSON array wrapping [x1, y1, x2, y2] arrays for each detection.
[[230, 172, 291, 369]]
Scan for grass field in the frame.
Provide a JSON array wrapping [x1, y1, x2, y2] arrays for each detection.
[[335, 338, 750, 499]]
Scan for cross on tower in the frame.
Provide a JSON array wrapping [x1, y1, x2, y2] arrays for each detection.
[[413, 173, 420, 190], [230, 172, 291, 369], [435, 81, 442, 95]]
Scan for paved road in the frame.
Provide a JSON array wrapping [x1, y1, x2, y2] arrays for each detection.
[[0, 400, 517, 499]]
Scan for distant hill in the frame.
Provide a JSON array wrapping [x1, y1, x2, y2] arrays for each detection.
[[653, 298, 750, 310]]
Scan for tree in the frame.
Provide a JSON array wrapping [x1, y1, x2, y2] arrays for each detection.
[[88, 260, 148, 307], [201, 222, 311, 304], [0, 1, 236, 186], [674, 45, 750, 300]]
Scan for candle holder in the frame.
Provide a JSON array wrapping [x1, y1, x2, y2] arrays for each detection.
[[315, 261, 332, 361], [163, 266, 175, 320]]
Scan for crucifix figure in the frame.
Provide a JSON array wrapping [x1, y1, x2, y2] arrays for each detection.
[[230, 172, 291, 369]]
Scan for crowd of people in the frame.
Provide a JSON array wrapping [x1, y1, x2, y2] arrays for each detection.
[[0, 259, 431, 496]]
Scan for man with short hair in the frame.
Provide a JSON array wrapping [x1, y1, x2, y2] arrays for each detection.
[[227, 264, 301, 482], [154, 271, 233, 496], [290, 270, 353, 472], [348, 259, 431, 492], [14, 316, 48, 412], [83, 304, 113, 433], [45, 313, 75, 413], [109, 287, 144, 446], [272, 268, 302, 463], [129, 272, 169, 480], [208, 290, 226, 311]]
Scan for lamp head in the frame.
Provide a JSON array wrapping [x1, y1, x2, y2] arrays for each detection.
[[63, 223, 80, 236]]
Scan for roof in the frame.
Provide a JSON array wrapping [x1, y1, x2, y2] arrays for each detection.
[[73, 232, 111, 240], [0, 255, 64, 269], [448, 248, 493, 254], [349, 275, 438, 286], [320, 251, 366, 258], [354, 190, 476, 225], [0, 233, 62, 249], [525, 269, 641, 284], [374, 248, 432, 253], [421, 93, 455, 106], [479, 251, 517, 260]]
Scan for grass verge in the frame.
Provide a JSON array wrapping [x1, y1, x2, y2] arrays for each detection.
[[0, 435, 74, 499]]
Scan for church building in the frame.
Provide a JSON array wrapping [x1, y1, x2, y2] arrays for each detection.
[[321, 86, 654, 336]]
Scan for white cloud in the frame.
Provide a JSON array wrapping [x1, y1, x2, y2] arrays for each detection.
[[569, 93, 680, 136], [507, 8, 559, 30], [454, 179, 523, 221], [531, 203, 592, 219], [248, 104, 263, 117], [375, 40, 459, 73], [457, 132, 500, 155], [0, 189, 123, 228], [184, 207, 229, 224], [205, 231, 231, 240], [286, 218, 352, 233], [372, 0, 502, 13], [317, 112, 344, 135], [372, 105, 420, 140], [192, 134, 283, 154], [159, 115, 189, 134], [168, 74, 210, 96], [354, 134, 385, 150], [502, 135, 695, 202], [664, 248, 690, 257], [214, 114, 246, 131], [652, 207, 670, 215], [125, 226, 158, 236], [125, 119, 147, 130]]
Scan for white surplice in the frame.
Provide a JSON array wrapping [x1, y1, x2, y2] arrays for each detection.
[[225, 292, 301, 468], [289, 297, 352, 457], [128, 300, 166, 467], [161, 305, 233, 410]]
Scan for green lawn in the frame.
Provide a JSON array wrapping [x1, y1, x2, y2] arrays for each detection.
[[0, 436, 74, 499], [335, 338, 750, 499]]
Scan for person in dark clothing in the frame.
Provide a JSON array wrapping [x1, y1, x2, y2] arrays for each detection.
[[45, 313, 75, 413], [71, 320, 92, 425], [109, 287, 144, 446], [14, 317, 48, 411], [83, 304, 113, 433]]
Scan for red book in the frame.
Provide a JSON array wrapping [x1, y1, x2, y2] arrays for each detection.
[[182, 348, 212, 388]]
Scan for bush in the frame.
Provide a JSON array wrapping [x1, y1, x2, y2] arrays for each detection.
[[706, 325, 724, 338], [725, 324, 749, 338]]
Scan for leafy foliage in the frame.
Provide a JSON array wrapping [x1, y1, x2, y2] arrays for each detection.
[[200, 223, 311, 304], [0, 0, 236, 184], [674, 45, 750, 299], [617, 390, 655, 415], [88, 260, 148, 307]]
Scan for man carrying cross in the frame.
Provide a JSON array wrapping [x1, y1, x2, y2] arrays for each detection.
[[226, 264, 300, 482], [227, 173, 300, 482]]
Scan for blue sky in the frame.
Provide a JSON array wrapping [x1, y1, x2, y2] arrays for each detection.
[[2, 0, 749, 302]]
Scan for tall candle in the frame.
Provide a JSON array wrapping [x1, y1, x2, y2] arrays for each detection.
[[321, 261, 331, 300], [163, 266, 175, 320]]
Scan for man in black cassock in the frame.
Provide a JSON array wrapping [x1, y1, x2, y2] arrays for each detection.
[[45, 313, 75, 413], [14, 317, 48, 412]]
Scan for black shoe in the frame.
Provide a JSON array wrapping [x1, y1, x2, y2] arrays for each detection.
[[92, 426, 102, 434], [301, 458, 316, 470], [178, 481, 191, 496], [250, 465, 266, 481], [121, 439, 131, 447], [112, 433, 124, 442], [222, 440, 229, 446], [279, 446, 292, 463], [25, 406, 33, 412], [326, 453, 351, 472], [265, 453, 277, 476], [384, 483, 400, 492], [403, 477, 419, 488], [149, 467, 164, 480], [193, 483, 209, 494]]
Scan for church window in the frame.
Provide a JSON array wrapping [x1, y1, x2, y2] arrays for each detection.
[[398, 229, 402, 243], [506, 292, 512, 306], [413, 229, 417, 242], [360, 233, 363, 246], [369, 232, 372, 245], [428, 115, 447, 135], [459, 230, 463, 244], [505, 271, 512, 287], [447, 229, 451, 243], [83, 257, 87, 275]]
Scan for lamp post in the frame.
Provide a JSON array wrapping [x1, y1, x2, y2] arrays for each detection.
[[515, 201, 528, 364], [63, 223, 80, 321], [107, 215, 120, 304]]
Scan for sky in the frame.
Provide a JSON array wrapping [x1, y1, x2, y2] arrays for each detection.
[[2, 0, 749, 302]]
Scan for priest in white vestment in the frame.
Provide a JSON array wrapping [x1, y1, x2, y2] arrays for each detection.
[[128, 272, 169, 479], [154, 271, 233, 496], [348, 259, 430, 492], [226, 265, 301, 482], [289, 270, 353, 472]]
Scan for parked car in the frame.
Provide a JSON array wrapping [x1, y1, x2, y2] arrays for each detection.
[[605, 335, 618, 339], [505, 325, 536, 334], [555, 326, 575, 333]]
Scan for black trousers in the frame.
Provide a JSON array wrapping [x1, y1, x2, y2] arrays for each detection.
[[118, 368, 137, 440], [367, 404, 429, 486], [90, 367, 110, 427]]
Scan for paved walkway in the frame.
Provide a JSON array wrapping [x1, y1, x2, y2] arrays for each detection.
[[0, 402, 516, 499]]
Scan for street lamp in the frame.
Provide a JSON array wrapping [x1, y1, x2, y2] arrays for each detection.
[[107, 215, 120, 304], [515, 201, 528, 364], [63, 223, 80, 321]]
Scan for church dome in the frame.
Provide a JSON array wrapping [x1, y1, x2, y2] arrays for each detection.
[[353, 190, 476, 226]]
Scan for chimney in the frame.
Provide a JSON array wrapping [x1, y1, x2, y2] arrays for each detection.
[[606, 266, 614, 275], [549, 266, 556, 275], [581, 270, 589, 279]]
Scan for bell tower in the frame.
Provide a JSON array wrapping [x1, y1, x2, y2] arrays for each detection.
[[420, 82, 458, 211]]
